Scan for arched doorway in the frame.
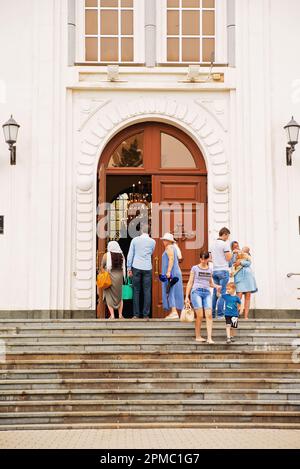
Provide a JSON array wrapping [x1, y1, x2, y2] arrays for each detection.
[[97, 122, 208, 318]]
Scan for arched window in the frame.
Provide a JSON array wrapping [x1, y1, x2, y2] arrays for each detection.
[[101, 123, 206, 173], [161, 133, 196, 168], [108, 132, 144, 168]]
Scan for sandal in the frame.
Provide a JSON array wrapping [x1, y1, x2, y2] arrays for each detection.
[[196, 337, 206, 343], [207, 340, 215, 345]]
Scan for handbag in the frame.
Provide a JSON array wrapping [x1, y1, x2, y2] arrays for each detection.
[[122, 277, 133, 300], [180, 303, 195, 323], [97, 271, 112, 290]]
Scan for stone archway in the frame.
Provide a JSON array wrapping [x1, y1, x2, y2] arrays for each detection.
[[74, 96, 230, 310]]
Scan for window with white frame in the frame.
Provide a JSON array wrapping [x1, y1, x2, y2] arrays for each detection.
[[157, 0, 227, 64], [81, 0, 144, 63]]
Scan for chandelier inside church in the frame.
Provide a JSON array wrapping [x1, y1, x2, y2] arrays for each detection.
[[109, 180, 152, 242]]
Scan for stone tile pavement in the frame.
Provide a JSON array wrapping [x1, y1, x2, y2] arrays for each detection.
[[0, 429, 300, 449]]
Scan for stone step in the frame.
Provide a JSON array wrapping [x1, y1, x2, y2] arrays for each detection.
[[1, 333, 299, 343], [0, 368, 299, 380], [0, 315, 300, 335], [0, 312, 96, 320], [1, 378, 300, 391], [4, 350, 294, 361], [1, 358, 299, 371], [1, 388, 300, 402], [1, 410, 300, 425], [0, 325, 299, 334], [0, 310, 298, 320], [3, 343, 296, 352], [1, 399, 300, 413], [2, 421, 300, 431], [0, 318, 300, 322]]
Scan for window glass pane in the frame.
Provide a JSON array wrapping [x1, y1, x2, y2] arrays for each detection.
[[85, 10, 98, 35], [161, 133, 196, 168], [182, 11, 200, 35], [86, 0, 97, 6], [85, 0, 135, 63], [121, 0, 133, 6], [122, 38, 134, 61], [182, 0, 200, 7], [167, 38, 179, 61], [101, 38, 118, 61], [167, 11, 179, 35], [101, 10, 118, 35], [203, 0, 215, 7], [202, 37, 215, 62], [182, 38, 200, 61], [165, 0, 216, 63], [122, 10, 133, 35], [101, 0, 118, 6], [86, 37, 98, 61], [109, 134, 144, 168], [167, 0, 179, 7], [202, 10, 215, 36]]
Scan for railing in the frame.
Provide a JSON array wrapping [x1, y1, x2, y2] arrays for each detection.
[[287, 274, 300, 300]]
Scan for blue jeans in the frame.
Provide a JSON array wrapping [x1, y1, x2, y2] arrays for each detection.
[[132, 268, 152, 318], [191, 289, 212, 310], [212, 270, 230, 318]]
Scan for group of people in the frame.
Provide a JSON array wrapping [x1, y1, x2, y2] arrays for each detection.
[[185, 227, 257, 344], [100, 225, 257, 344]]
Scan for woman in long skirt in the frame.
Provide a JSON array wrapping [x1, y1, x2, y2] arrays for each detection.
[[101, 241, 126, 319]]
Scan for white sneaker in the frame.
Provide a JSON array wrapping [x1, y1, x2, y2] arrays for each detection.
[[165, 312, 179, 320]]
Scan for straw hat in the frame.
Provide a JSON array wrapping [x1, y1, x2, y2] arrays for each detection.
[[161, 233, 175, 242]]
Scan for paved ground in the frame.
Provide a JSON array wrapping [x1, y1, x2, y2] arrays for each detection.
[[0, 429, 300, 449]]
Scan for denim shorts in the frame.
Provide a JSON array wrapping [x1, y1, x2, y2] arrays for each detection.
[[191, 288, 212, 310]]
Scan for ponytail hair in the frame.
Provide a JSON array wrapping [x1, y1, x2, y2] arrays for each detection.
[[174, 242, 182, 261]]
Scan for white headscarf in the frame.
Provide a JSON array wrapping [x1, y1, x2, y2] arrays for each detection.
[[106, 241, 126, 278]]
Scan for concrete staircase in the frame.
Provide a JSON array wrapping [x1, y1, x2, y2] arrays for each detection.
[[0, 318, 300, 430]]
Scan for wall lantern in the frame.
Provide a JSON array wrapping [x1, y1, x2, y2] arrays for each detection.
[[284, 116, 300, 166], [2, 115, 20, 165]]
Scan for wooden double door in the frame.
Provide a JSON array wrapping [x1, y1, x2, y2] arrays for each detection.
[[97, 123, 208, 319]]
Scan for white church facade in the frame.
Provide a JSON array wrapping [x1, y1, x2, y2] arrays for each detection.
[[0, 0, 299, 316]]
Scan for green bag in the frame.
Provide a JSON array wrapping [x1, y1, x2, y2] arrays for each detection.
[[122, 277, 133, 300]]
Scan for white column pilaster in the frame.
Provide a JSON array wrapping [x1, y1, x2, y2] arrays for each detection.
[[145, 0, 156, 67]]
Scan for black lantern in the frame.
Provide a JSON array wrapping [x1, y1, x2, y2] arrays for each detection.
[[2, 115, 20, 165], [284, 116, 300, 166]]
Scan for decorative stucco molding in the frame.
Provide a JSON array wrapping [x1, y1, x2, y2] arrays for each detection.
[[74, 96, 230, 309]]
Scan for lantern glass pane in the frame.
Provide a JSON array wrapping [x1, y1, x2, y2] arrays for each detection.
[[3, 124, 18, 144], [12, 125, 19, 142], [3, 125, 9, 143], [288, 125, 300, 144]]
